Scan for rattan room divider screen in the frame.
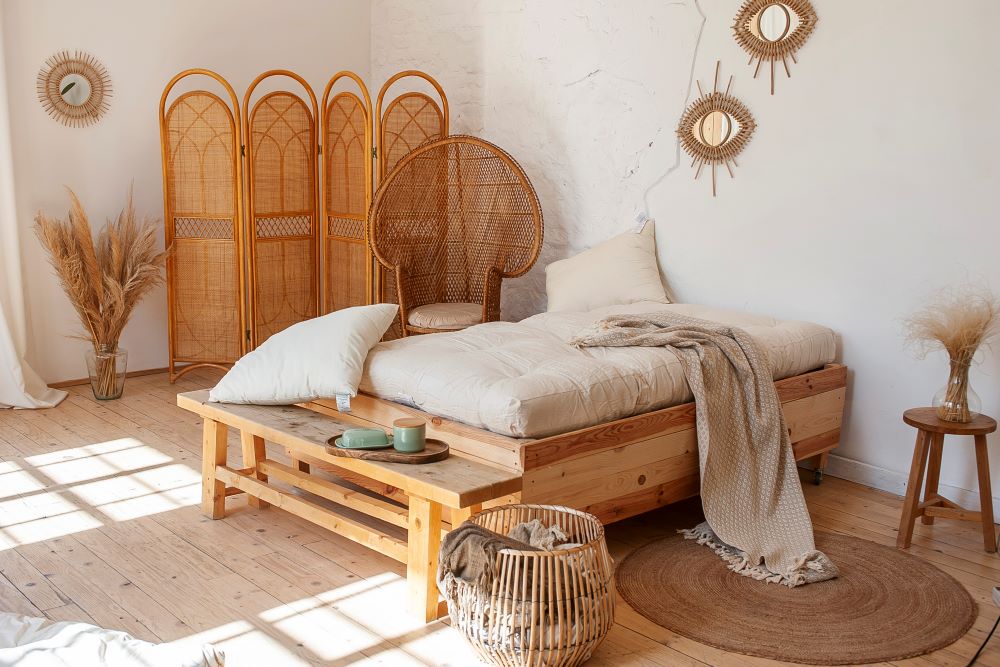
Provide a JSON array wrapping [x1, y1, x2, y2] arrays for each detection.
[[242, 71, 321, 348], [159, 69, 247, 382], [321, 72, 373, 313], [374, 71, 450, 313], [160, 69, 447, 379]]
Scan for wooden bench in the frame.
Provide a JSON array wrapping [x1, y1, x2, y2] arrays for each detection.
[[177, 390, 522, 622]]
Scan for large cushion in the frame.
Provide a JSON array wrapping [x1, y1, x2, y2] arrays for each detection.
[[360, 302, 837, 438], [210, 304, 398, 404], [544, 221, 668, 312], [408, 302, 482, 330]]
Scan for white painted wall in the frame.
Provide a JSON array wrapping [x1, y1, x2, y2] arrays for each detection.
[[1, 0, 371, 382], [371, 1, 1000, 506]]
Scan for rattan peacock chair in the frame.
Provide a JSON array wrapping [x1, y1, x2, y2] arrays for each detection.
[[368, 135, 543, 335]]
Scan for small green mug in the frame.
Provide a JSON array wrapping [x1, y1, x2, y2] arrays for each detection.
[[393, 418, 426, 453]]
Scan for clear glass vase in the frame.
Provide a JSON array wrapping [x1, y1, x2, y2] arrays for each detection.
[[85, 345, 127, 400], [932, 359, 981, 423]]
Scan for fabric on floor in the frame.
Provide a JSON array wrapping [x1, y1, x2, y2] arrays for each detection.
[[0, 612, 224, 667]]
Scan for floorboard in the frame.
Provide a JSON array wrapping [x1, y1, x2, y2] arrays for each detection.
[[0, 370, 994, 665]]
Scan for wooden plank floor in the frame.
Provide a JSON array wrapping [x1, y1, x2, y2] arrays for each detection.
[[0, 369, 997, 666]]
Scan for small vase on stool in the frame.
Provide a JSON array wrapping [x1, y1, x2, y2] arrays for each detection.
[[932, 359, 981, 423]]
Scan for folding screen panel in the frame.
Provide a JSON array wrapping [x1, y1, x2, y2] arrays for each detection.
[[376, 70, 450, 182], [374, 71, 449, 312], [243, 71, 321, 348], [321, 71, 372, 313], [159, 69, 246, 382]]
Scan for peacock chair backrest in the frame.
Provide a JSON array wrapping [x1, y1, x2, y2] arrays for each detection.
[[368, 135, 543, 327]]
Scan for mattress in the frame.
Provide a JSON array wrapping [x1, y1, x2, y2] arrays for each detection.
[[359, 302, 838, 439]]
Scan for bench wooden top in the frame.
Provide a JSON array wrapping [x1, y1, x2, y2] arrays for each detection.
[[177, 391, 522, 508]]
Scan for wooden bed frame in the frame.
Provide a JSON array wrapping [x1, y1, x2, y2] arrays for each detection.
[[300, 363, 847, 524]]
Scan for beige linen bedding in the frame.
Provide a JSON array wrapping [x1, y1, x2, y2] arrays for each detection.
[[359, 301, 837, 438]]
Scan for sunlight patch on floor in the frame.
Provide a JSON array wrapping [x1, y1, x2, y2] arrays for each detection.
[[0, 438, 206, 547], [0, 461, 47, 498], [26, 439, 174, 484]]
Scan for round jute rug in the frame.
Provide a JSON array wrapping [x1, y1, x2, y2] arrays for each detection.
[[616, 531, 977, 665]]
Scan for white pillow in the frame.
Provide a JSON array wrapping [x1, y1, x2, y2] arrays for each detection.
[[209, 304, 398, 405], [545, 221, 668, 312]]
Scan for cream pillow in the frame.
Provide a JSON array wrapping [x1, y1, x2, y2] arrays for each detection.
[[209, 304, 398, 404], [545, 221, 668, 312]]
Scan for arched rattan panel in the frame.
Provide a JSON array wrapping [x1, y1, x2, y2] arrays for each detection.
[[368, 136, 543, 336], [321, 71, 372, 314], [243, 71, 320, 348], [374, 71, 449, 316], [159, 69, 246, 383]]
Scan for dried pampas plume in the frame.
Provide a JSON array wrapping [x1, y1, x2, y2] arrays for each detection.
[[903, 284, 1000, 421], [34, 186, 168, 396], [903, 285, 1000, 361]]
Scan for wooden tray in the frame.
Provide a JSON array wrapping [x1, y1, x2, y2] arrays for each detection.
[[325, 437, 449, 464]]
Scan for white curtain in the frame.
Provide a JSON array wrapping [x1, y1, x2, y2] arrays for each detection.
[[0, 13, 66, 409]]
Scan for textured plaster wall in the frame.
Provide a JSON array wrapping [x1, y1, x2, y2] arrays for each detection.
[[373, 1, 1000, 507], [372, 0, 703, 321]]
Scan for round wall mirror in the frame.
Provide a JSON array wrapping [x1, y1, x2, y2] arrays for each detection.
[[58, 73, 92, 107], [733, 0, 817, 95], [677, 62, 756, 197], [37, 50, 112, 127], [756, 3, 792, 42], [696, 110, 733, 147]]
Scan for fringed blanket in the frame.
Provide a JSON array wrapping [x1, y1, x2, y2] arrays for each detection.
[[571, 312, 837, 586]]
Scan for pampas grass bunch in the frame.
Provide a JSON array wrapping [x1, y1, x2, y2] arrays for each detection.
[[903, 285, 1000, 422], [35, 187, 167, 397]]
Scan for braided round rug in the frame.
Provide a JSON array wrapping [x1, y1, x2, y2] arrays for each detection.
[[616, 531, 976, 665]]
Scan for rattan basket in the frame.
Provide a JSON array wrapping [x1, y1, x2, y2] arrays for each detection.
[[446, 504, 615, 667]]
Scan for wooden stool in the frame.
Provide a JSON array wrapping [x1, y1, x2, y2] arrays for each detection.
[[897, 407, 998, 552]]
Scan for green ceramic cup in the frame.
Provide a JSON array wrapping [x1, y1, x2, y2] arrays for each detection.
[[392, 418, 426, 453]]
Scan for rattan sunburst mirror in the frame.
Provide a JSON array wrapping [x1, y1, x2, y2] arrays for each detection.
[[677, 62, 756, 197], [37, 51, 112, 127], [733, 0, 817, 95]]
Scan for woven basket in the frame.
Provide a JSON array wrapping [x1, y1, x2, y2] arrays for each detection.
[[446, 504, 615, 667]]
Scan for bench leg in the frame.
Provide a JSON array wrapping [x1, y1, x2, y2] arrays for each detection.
[[407, 495, 442, 623], [201, 418, 228, 519], [451, 504, 482, 525], [240, 431, 269, 510]]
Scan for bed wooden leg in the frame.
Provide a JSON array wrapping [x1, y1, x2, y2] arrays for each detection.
[[813, 452, 830, 485], [240, 431, 270, 510], [408, 495, 443, 623], [201, 418, 227, 519]]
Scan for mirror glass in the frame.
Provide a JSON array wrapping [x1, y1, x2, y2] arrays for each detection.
[[756, 3, 791, 42], [58, 74, 92, 107], [695, 110, 733, 147]]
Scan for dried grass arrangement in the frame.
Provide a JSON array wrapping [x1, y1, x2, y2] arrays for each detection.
[[35, 187, 168, 399], [903, 285, 1000, 422]]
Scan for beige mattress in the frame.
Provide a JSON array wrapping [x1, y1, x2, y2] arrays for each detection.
[[359, 302, 837, 438]]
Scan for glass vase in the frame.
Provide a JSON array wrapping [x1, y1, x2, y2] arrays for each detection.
[[85, 345, 127, 400], [932, 359, 981, 423]]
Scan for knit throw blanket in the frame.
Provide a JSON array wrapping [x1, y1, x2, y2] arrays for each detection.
[[570, 312, 837, 587]]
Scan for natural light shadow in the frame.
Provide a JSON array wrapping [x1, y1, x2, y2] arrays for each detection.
[[0, 432, 480, 665], [0, 438, 204, 547], [251, 573, 477, 665]]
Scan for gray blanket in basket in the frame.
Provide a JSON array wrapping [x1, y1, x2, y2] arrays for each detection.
[[436, 521, 537, 598]]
